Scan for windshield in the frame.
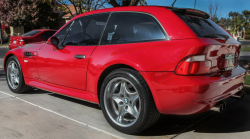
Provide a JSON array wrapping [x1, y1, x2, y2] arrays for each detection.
[[177, 14, 230, 38], [22, 30, 41, 36]]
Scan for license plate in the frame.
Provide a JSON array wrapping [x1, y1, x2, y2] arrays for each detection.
[[13, 40, 16, 44], [224, 54, 235, 71]]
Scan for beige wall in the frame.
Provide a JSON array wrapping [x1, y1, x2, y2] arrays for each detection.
[[10, 26, 24, 36]]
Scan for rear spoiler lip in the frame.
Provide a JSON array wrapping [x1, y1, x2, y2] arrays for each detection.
[[166, 7, 210, 19]]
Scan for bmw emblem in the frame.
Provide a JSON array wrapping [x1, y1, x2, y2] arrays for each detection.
[[124, 99, 128, 104]]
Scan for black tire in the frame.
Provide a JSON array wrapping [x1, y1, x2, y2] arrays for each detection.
[[5, 55, 32, 93], [100, 68, 160, 134]]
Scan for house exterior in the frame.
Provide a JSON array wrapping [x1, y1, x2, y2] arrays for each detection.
[[62, 5, 78, 23]]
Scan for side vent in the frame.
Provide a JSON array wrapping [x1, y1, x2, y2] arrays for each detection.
[[24, 52, 36, 57]]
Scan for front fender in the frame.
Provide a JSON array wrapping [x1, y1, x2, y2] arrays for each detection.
[[4, 49, 24, 73]]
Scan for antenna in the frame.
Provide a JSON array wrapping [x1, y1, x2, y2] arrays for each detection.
[[171, 0, 177, 7], [194, 0, 197, 9]]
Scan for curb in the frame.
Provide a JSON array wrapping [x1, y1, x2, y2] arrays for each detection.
[[0, 46, 8, 48]]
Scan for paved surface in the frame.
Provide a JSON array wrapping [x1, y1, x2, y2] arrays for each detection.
[[240, 40, 250, 46], [0, 47, 8, 68], [0, 48, 250, 139]]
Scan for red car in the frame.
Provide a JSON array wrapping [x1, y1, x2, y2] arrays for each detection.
[[9, 29, 56, 50], [3, 6, 246, 134]]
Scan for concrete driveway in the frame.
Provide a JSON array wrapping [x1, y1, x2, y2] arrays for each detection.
[[1, 47, 250, 139]]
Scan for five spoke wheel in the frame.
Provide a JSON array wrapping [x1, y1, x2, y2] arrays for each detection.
[[7, 61, 20, 89], [104, 77, 141, 127]]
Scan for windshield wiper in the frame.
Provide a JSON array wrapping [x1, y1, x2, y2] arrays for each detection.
[[202, 33, 229, 40]]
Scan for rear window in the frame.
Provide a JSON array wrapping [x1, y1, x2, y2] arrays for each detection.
[[22, 30, 41, 36], [178, 14, 230, 37], [41, 31, 56, 39]]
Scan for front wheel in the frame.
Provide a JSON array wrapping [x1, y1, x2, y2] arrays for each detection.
[[100, 68, 160, 134], [6, 56, 31, 93]]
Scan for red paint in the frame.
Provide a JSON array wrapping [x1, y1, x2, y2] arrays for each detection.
[[4, 6, 246, 115], [9, 29, 56, 50], [36, 44, 96, 90]]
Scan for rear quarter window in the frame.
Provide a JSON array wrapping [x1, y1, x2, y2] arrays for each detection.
[[101, 12, 167, 45]]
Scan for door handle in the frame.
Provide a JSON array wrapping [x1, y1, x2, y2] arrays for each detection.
[[74, 55, 86, 59]]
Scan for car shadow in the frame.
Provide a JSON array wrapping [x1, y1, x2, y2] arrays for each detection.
[[48, 93, 101, 110], [138, 96, 250, 137], [48, 88, 250, 137], [21, 88, 50, 94]]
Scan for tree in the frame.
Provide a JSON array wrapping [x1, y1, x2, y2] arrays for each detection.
[[108, 0, 146, 7], [51, 0, 147, 18], [51, 0, 108, 17], [241, 10, 250, 39], [229, 11, 244, 37], [206, 0, 222, 23], [24, 2, 60, 29], [0, 0, 59, 29], [219, 17, 231, 29], [0, 0, 40, 27]]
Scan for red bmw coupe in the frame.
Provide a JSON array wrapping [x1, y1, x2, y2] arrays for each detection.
[[9, 29, 56, 50], [3, 6, 246, 134]]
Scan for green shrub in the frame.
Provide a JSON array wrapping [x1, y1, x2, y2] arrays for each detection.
[[245, 35, 250, 40], [245, 75, 250, 85], [246, 29, 250, 35]]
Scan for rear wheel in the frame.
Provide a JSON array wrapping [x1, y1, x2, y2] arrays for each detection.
[[6, 56, 32, 93], [100, 68, 160, 134]]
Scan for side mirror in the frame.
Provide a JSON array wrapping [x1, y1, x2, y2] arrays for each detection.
[[49, 36, 59, 46], [48, 36, 64, 50]]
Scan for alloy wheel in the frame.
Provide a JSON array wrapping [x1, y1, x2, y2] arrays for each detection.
[[104, 77, 141, 127], [7, 61, 20, 89]]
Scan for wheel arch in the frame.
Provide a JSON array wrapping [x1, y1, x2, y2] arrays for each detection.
[[96, 64, 158, 110], [4, 54, 15, 72], [97, 64, 135, 102]]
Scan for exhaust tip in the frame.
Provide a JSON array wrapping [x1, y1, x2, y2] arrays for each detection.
[[211, 102, 226, 112], [231, 92, 245, 99], [211, 104, 223, 112]]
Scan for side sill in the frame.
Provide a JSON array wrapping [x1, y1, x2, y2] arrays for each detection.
[[25, 78, 99, 104]]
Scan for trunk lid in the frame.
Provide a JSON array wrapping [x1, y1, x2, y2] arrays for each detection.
[[201, 38, 241, 73], [10, 36, 31, 45], [175, 10, 241, 73]]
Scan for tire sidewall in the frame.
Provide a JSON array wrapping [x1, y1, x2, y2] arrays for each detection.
[[100, 69, 150, 134], [6, 56, 25, 93]]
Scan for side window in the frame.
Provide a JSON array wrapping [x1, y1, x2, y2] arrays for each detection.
[[62, 13, 109, 46], [55, 23, 72, 45], [101, 12, 166, 45], [41, 31, 56, 40]]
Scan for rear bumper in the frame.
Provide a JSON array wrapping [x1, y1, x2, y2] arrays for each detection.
[[140, 66, 246, 115], [9, 44, 24, 50]]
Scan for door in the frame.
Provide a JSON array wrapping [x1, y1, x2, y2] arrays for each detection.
[[36, 13, 110, 90]]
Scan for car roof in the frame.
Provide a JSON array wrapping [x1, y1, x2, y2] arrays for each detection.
[[33, 29, 57, 32], [73, 6, 209, 20]]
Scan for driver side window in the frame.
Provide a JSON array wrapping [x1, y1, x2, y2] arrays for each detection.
[[55, 13, 109, 46], [55, 23, 72, 45]]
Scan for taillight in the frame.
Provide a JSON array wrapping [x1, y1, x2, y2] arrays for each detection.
[[19, 40, 25, 45], [175, 55, 212, 75]]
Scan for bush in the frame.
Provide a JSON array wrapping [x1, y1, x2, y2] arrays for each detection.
[[246, 28, 250, 35], [245, 35, 250, 40]]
